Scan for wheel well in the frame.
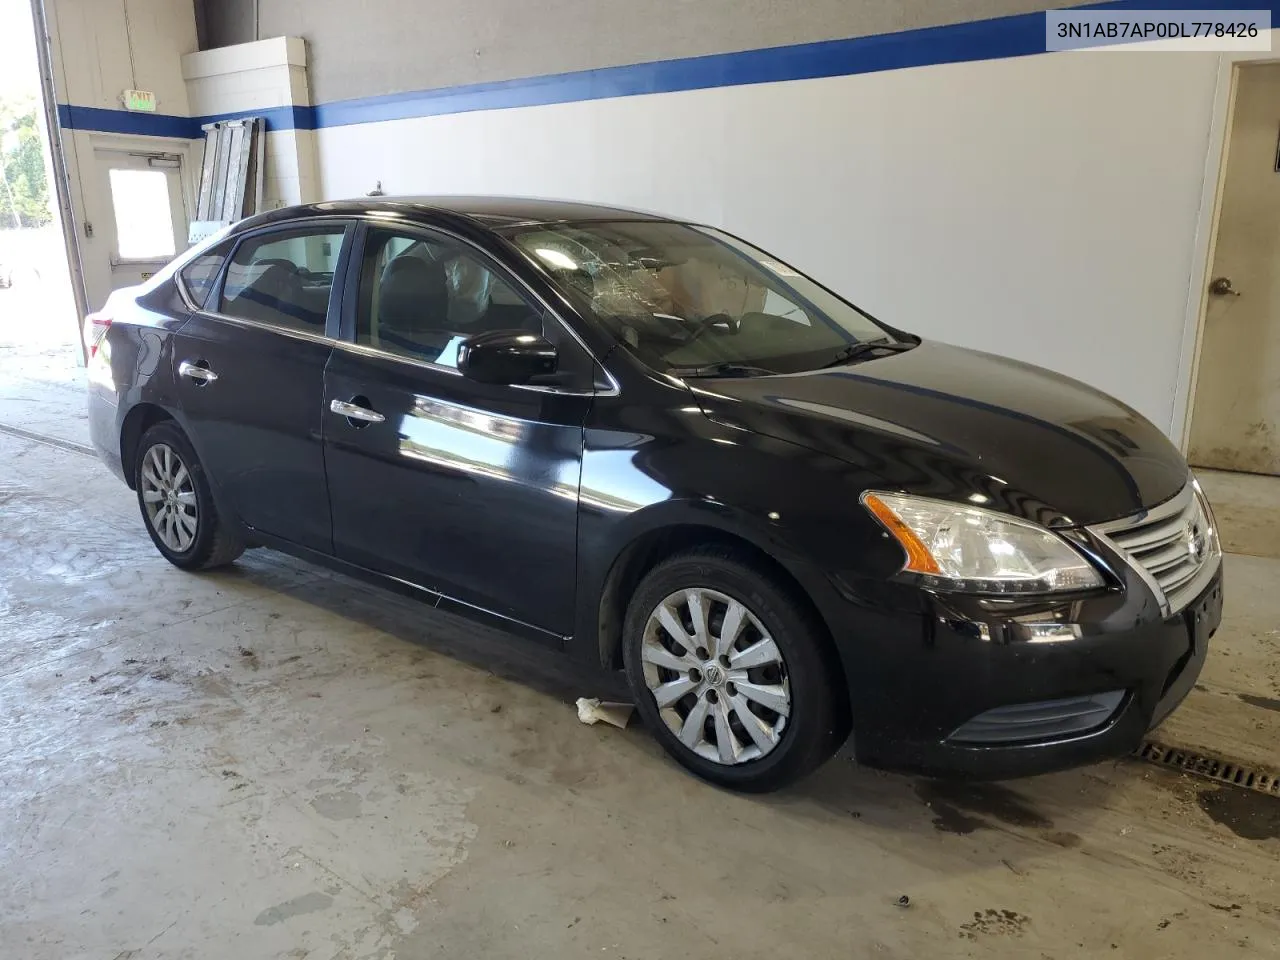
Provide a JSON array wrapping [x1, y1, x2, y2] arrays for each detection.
[[596, 524, 833, 672], [119, 404, 174, 489]]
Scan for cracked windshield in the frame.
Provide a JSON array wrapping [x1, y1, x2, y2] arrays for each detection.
[[508, 221, 901, 376]]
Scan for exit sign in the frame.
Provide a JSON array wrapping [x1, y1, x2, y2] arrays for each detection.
[[123, 89, 156, 112]]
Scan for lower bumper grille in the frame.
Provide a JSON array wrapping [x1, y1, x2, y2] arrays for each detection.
[[948, 690, 1126, 745]]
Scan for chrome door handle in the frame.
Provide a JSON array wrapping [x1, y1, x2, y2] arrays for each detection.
[[330, 398, 385, 423], [178, 360, 218, 383]]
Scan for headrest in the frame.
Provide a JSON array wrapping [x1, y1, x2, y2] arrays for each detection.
[[379, 257, 448, 331]]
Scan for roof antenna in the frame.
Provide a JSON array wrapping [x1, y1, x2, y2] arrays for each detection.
[[367, 180, 385, 197]]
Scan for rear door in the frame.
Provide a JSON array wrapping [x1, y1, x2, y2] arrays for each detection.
[[172, 220, 352, 552], [322, 222, 596, 636]]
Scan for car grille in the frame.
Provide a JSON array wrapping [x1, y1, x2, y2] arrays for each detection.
[[1089, 481, 1221, 616]]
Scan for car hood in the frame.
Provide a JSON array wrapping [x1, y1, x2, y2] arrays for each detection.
[[688, 341, 1188, 527]]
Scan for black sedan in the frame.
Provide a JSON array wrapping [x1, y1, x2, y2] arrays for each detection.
[[85, 197, 1223, 792]]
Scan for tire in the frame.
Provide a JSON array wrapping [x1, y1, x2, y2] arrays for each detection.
[[622, 546, 845, 792], [134, 421, 244, 570]]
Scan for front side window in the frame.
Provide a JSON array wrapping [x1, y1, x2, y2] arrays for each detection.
[[356, 228, 542, 368], [506, 220, 900, 375], [220, 228, 346, 332]]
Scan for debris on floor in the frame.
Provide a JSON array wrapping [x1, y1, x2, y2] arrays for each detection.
[[575, 697, 633, 729]]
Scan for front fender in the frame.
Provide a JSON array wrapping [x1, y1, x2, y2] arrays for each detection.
[[569, 411, 911, 666]]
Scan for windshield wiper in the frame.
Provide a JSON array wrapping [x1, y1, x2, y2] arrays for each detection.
[[671, 362, 776, 379], [819, 339, 916, 369]]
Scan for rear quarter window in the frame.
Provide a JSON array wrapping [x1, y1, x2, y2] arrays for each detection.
[[177, 240, 234, 309]]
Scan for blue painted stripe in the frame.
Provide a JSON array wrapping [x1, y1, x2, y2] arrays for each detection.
[[54, 0, 1280, 138], [194, 105, 316, 132], [313, 13, 1048, 128], [314, 0, 1280, 128], [57, 104, 200, 138], [56, 103, 314, 137]]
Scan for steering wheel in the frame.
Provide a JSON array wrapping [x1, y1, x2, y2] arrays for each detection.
[[254, 258, 300, 273], [680, 312, 739, 344]]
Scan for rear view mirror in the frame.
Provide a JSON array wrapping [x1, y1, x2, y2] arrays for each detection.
[[457, 330, 558, 386]]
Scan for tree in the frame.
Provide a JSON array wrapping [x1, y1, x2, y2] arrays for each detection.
[[0, 96, 52, 228]]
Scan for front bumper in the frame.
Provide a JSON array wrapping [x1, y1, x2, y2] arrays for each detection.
[[814, 558, 1223, 780]]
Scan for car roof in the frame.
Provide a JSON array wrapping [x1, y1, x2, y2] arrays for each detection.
[[239, 196, 672, 232]]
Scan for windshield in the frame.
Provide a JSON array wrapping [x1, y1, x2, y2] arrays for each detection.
[[505, 220, 901, 375]]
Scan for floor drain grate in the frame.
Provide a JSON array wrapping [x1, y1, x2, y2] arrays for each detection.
[[1133, 739, 1280, 797]]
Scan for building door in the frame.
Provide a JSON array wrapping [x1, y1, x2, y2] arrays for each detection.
[[1188, 62, 1280, 476], [96, 148, 187, 292]]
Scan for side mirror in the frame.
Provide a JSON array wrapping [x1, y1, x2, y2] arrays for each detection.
[[457, 329, 558, 386]]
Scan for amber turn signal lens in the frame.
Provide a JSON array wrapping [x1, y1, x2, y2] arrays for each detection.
[[863, 493, 942, 575]]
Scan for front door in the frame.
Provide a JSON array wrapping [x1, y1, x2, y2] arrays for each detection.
[[97, 149, 187, 291], [323, 224, 593, 636], [1189, 62, 1280, 476], [173, 221, 352, 552]]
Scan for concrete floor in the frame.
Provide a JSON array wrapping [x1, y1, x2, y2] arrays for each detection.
[[1, 279, 1278, 959]]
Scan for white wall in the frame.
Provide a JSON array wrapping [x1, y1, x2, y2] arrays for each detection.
[[46, 0, 200, 311], [182, 37, 317, 207], [49, 0, 196, 115], [183, 36, 305, 118], [314, 47, 1230, 439]]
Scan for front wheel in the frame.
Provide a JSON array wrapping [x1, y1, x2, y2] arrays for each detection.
[[623, 547, 846, 792], [135, 421, 244, 570]]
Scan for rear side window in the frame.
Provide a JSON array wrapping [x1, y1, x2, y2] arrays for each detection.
[[220, 227, 346, 333], [177, 240, 233, 309]]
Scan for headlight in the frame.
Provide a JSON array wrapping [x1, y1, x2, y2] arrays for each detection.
[[1190, 475, 1219, 536], [861, 492, 1104, 594]]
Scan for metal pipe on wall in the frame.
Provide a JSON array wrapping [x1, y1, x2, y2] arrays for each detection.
[[28, 0, 91, 359]]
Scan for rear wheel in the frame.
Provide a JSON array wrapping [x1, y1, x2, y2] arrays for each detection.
[[623, 546, 844, 792], [135, 421, 244, 570]]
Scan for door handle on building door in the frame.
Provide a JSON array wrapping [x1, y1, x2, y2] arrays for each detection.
[[1208, 276, 1239, 297]]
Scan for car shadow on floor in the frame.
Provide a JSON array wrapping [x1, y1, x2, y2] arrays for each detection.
[[213, 547, 630, 705], [212, 546, 1129, 863]]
